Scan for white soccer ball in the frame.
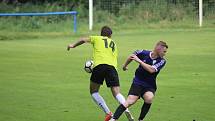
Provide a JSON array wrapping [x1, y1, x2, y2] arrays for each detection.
[[84, 60, 93, 73]]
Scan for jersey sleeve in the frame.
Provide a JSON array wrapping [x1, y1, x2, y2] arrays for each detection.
[[133, 50, 143, 55], [133, 50, 147, 58], [89, 36, 95, 44], [152, 59, 166, 72]]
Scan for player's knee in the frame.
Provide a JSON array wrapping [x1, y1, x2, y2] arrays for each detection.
[[90, 89, 98, 94], [111, 86, 120, 97], [144, 97, 153, 103], [126, 99, 136, 107], [144, 92, 154, 103], [90, 86, 100, 94]]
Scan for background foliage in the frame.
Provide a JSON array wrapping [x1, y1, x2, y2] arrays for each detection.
[[0, 0, 214, 32]]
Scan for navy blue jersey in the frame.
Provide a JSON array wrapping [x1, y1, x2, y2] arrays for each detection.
[[132, 50, 166, 90]]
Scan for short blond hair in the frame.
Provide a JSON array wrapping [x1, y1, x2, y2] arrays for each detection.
[[156, 41, 168, 48]]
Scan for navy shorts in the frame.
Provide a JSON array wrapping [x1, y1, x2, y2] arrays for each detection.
[[128, 83, 156, 98]]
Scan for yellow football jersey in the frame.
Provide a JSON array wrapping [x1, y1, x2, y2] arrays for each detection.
[[90, 36, 118, 69]]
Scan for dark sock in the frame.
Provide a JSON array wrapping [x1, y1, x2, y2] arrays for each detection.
[[138, 102, 152, 120], [113, 104, 126, 119]]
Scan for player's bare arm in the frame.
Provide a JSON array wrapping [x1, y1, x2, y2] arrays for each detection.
[[130, 54, 156, 73], [123, 54, 134, 71], [67, 37, 90, 51]]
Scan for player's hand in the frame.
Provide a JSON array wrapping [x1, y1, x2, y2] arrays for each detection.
[[67, 44, 75, 51], [130, 55, 141, 63], [123, 66, 128, 71], [67, 45, 70, 51]]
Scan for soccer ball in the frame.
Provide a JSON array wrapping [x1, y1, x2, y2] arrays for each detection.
[[84, 60, 93, 73]]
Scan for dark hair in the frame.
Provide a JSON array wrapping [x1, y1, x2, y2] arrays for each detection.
[[101, 26, 112, 37], [157, 41, 168, 48]]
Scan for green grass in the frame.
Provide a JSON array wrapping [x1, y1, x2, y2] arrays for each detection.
[[0, 28, 215, 121]]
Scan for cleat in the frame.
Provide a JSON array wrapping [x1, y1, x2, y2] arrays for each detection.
[[125, 111, 134, 121], [105, 112, 113, 121]]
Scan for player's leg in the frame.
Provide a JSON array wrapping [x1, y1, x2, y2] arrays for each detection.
[[110, 86, 134, 121], [90, 65, 111, 115], [110, 83, 142, 121], [105, 65, 134, 121], [105, 65, 128, 106], [111, 95, 139, 121], [90, 81, 111, 114], [138, 91, 155, 121]]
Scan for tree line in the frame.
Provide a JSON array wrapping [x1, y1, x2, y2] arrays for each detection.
[[1, 0, 214, 5], [0, 0, 214, 16]]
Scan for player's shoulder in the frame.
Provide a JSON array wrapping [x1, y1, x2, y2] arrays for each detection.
[[90, 35, 102, 39], [90, 36, 103, 44], [133, 49, 150, 55], [157, 57, 166, 65], [161, 58, 167, 63], [90, 36, 109, 40]]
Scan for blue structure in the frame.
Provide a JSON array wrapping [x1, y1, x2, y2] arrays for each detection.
[[0, 11, 78, 32]]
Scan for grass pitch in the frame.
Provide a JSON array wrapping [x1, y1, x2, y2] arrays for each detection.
[[0, 28, 215, 121]]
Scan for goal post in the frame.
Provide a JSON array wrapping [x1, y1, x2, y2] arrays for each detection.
[[89, 0, 93, 30], [199, 0, 203, 27]]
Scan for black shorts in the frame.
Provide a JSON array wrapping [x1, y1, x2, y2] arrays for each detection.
[[90, 64, 119, 87], [128, 83, 156, 98]]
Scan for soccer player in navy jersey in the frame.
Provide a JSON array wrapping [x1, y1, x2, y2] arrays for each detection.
[[109, 41, 168, 121]]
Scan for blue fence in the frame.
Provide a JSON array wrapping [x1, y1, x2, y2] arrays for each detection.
[[0, 11, 78, 32]]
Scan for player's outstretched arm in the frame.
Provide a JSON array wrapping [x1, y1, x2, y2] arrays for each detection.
[[122, 54, 134, 71], [130, 54, 156, 73], [67, 37, 90, 51]]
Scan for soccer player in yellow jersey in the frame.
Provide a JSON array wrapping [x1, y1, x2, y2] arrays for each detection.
[[67, 26, 134, 121]]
